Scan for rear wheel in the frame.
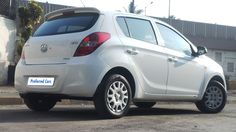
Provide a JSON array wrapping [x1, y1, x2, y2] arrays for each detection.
[[23, 95, 57, 112], [196, 81, 226, 113], [94, 74, 132, 118], [134, 102, 156, 108]]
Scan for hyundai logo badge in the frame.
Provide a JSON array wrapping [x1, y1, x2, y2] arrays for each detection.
[[41, 44, 48, 53]]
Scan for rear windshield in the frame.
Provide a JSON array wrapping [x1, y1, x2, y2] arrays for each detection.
[[33, 13, 99, 37]]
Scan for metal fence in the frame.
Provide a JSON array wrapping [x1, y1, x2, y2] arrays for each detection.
[[0, 0, 16, 19], [3, 0, 236, 41], [158, 18, 236, 40], [16, 0, 73, 32], [17, 0, 71, 16]]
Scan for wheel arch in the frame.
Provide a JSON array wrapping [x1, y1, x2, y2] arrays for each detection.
[[196, 76, 227, 113], [209, 75, 225, 87], [94, 66, 136, 98], [199, 74, 226, 100]]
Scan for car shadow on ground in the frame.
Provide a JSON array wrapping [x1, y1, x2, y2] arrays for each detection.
[[127, 107, 201, 117], [0, 105, 202, 123]]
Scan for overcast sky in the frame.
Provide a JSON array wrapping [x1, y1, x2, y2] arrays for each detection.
[[35, 0, 236, 27]]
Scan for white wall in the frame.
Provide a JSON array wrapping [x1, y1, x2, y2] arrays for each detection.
[[0, 17, 16, 85], [207, 49, 236, 80]]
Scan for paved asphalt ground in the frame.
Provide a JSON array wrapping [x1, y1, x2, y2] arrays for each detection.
[[0, 104, 236, 132], [0, 86, 236, 132]]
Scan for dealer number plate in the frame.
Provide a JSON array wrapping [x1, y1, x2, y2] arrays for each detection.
[[27, 77, 54, 86]]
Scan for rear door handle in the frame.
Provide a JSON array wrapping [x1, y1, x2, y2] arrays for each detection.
[[127, 48, 139, 55], [168, 57, 178, 62]]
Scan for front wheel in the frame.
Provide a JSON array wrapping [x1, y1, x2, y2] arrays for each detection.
[[195, 81, 227, 113], [94, 74, 132, 118]]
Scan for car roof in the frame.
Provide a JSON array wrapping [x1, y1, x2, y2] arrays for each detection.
[[44, 7, 182, 37], [44, 7, 190, 42], [113, 12, 168, 25], [45, 7, 166, 25]]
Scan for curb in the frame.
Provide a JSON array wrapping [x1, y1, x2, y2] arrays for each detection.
[[227, 99, 236, 104], [0, 97, 23, 105], [0, 97, 94, 105]]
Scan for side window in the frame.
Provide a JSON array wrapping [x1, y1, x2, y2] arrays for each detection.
[[116, 17, 129, 37], [156, 23, 192, 56], [125, 18, 157, 44]]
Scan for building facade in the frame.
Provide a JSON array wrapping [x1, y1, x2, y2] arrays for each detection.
[[207, 50, 236, 80], [0, 17, 16, 85]]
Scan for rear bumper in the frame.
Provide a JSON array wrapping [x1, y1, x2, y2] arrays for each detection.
[[15, 56, 110, 97]]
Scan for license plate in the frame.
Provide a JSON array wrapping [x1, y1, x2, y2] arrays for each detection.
[[27, 77, 54, 86]]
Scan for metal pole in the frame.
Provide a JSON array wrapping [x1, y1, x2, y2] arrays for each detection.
[[145, 7, 147, 15], [80, 0, 85, 7], [168, 0, 171, 24], [9, 0, 12, 17], [145, 1, 153, 16], [168, 0, 171, 18], [132, 0, 135, 13]]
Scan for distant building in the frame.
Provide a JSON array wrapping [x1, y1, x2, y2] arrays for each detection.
[[159, 18, 236, 80]]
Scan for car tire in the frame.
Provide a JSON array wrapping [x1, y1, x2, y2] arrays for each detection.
[[23, 95, 57, 112], [94, 74, 132, 118], [134, 102, 156, 108], [195, 81, 227, 113]]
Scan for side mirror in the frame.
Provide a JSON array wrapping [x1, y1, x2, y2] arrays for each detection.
[[196, 46, 207, 56]]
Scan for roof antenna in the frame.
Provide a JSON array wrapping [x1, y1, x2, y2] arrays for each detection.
[[80, 0, 85, 7]]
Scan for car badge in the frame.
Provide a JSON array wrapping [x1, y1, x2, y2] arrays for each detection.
[[41, 44, 48, 53]]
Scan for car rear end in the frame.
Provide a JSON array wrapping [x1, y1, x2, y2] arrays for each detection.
[[15, 8, 111, 97]]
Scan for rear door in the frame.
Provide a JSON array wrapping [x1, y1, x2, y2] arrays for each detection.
[[116, 17, 168, 95], [24, 12, 100, 65]]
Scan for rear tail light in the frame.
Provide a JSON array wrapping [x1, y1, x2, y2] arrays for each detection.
[[73, 32, 110, 56]]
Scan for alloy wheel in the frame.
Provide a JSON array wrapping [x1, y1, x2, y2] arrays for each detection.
[[204, 86, 223, 109], [106, 81, 129, 114]]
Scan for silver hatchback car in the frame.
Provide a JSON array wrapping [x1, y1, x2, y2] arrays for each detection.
[[15, 7, 227, 118]]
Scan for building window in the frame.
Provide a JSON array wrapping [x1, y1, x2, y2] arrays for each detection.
[[215, 52, 222, 62], [227, 62, 234, 72]]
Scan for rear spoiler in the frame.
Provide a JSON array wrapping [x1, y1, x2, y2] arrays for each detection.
[[45, 7, 100, 21]]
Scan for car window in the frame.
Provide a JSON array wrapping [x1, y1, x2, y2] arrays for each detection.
[[116, 17, 130, 37], [125, 18, 157, 44], [34, 13, 99, 36], [156, 23, 192, 56]]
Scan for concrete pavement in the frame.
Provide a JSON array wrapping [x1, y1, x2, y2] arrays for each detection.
[[0, 86, 22, 105], [0, 86, 236, 105], [1, 104, 236, 132]]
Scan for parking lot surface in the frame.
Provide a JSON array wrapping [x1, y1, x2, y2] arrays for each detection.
[[0, 103, 236, 132]]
